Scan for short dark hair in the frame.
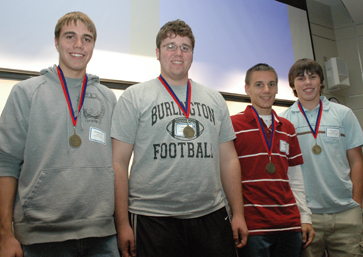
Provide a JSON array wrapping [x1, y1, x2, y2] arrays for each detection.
[[245, 63, 278, 85], [288, 58, 325, 97], [156, 19, 195, 51]]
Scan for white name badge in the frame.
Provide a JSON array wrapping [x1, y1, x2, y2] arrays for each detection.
[[175, 122, 195, 137], [279, 140, 289, 155], [89, 127, 106, 145], [326, 127, 341, 138]]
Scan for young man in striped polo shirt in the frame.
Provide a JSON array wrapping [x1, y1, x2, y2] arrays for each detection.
[[231, 63, 314, 257]]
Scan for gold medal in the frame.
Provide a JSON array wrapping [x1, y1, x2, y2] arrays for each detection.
[[57, 66, 87, 149], [159, 75, 193, 140], [251, 107, 277, 175], [266, 162, 276, 174], [312, 144, 322, 155], [69, 134, 81, 147], [69, 127, 81, 148], [183, 119, 195, 138], [298, 100, 323, 156], [183, 125, 195, 138]]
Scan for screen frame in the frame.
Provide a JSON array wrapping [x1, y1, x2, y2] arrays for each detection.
[[0, 0, 312, 107]]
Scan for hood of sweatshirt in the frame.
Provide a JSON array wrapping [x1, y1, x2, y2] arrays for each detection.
[[40, 65, 100, 85]]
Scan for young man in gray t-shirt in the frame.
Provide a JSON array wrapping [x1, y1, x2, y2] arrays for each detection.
[[112, 19, 248, 257]]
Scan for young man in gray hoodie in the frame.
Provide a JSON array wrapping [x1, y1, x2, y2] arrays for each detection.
[[0, 12, 119, 256]]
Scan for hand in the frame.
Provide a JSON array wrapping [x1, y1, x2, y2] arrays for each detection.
[[230, 214, 248, 248], [0, 234, 23, 257], [301, 223, 315, 248], [117, 224, 136, 257]]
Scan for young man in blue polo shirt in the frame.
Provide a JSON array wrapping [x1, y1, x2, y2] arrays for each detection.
[[280, 58, 363, 257]]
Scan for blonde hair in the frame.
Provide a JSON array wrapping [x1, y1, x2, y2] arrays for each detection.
[[55, 11, 97, 42]]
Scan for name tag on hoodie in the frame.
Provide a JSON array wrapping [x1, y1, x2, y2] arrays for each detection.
[[89, 127, 106, 145]]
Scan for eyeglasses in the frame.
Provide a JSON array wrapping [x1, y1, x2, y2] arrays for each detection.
[[161, 43, 192, 52]]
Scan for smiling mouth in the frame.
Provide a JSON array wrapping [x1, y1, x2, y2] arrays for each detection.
[[71, 53, 84, 58], [172, 61, 183, 64], [304, 88, 314, 92]]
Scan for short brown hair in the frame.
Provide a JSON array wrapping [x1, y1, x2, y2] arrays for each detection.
[[156, 19, 195, 50], [245, 63, 278, 85], [55, 12, 97, 42], [288, 58, 325, 97]]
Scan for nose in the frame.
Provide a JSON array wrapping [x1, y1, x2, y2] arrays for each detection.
[[262, 85, 270, 93], [174, 46, 183, 56], [305, 77, 311, 84], [73, 37, 84, 49]]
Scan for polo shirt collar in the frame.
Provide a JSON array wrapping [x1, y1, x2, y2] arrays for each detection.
[[290, 96, 330, 113], [245, 105, 283, 127]]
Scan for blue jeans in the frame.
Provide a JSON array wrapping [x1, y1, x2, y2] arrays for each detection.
[[238, 231, 302, 257], [22, 235, 120, 257]]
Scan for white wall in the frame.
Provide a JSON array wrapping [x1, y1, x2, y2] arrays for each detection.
[[307, 0, 363, 128], [0, 78, 288, 117], [0, 79, 17, 113]]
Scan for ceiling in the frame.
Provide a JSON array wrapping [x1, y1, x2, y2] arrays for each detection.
[[314, 0, 363, 24]]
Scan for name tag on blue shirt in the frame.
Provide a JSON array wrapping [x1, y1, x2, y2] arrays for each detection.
[[326, 127, 341, 139]]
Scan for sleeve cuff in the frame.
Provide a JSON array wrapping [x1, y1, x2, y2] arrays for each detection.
[[300, 214, 312, 224]]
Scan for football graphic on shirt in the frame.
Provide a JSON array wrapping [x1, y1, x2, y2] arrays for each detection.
[[166, 117, 204, 141]]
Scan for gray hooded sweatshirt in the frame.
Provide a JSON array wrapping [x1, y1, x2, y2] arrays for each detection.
[[0, 65, 117, 244]]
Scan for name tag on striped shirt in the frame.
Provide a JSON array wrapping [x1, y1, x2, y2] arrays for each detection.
[[280, 140, 289, 155]]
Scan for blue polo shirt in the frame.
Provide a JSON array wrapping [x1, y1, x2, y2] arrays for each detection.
[[280, 96, 363, 214]]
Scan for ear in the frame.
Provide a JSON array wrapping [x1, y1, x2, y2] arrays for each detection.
[[245, 84, 250, 95], [291, 86, 297, 96], [55, 37, 59, 51], [156, 48, 160, 60]]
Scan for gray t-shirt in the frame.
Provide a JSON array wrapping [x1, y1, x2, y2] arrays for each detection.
[[111, 78, 235, 218]]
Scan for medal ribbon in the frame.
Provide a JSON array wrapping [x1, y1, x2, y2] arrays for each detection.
[[251, 106, 276, 158], [158, 75, 191, 119], [297, 99, 323, 140], [57, 66, 88, 127]]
